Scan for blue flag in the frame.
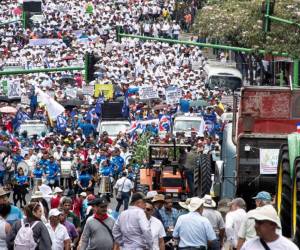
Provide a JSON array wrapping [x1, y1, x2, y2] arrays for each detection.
[[12, 109, 30, 130], [56, 114, 67, 133], [86, 107, 98, 123], [95, 94, 104, 116], [122, 91, 130, 118]]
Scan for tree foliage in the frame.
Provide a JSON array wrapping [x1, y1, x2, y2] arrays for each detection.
[[193, 0, 300, 57]]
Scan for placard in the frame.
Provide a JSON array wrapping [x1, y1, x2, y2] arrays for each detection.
[[21, 94, 30, 105], [259, 148, 280, 174], [94, 84, 114, 99], [7, 80, 21, 99], [65, 88, 77, 99], [139, 85, 159, 100], [165, 86, 181, 105], [1, 80, 8, 95], [82, 85, 94, 95], [60, 161, 72, 178]]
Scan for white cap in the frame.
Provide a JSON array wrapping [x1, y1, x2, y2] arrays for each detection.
[[49, 208, 62, 217], [54, 187, 63, 194]]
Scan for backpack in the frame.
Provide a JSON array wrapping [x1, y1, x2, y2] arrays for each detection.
[[14, 219, 39, 250]]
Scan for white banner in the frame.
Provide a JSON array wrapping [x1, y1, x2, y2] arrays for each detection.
[[82, 85, 94, 95], [139, 85, 159, 100], [259, 148, 280, 174], [65, 88, 77, 99], [7, 80, 21, 99], [165, 86, 181, 105]]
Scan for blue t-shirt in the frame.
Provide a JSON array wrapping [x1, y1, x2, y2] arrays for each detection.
[[111, 156, 125, 174], [79, 173, 92, 188], [15, 175, 28, 185], [79, 123, 95, 137], [180, 99, 190, 113], [100, 165, 114, 176], [45, 162, 59, 179], [6, 205, 23, 225], [33, 168, 44, 178]]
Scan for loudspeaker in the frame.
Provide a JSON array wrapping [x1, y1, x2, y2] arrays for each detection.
[[23, 0, 42, 13]]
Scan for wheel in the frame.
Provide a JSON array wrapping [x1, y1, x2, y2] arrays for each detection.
[[276, 145, 292, 238], [292, 157, 300, 245], [198, 154, 212, 197]]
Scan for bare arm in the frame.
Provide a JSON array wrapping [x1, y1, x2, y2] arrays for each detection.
[[219, 228, 225, 247], [236, 238, 245, 250], [159, 237, 165, 250], [64, 239, 71, 250], [5, 223, 11, 235]]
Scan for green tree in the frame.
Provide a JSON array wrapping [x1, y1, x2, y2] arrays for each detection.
[[193, 0, 300, 57]]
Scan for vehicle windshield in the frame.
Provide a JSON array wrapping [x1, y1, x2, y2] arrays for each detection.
[[19, 125, 47, 136], [173, 120, 201, 132], [209, 75, 242, 90], [101, 123, 130, 136]]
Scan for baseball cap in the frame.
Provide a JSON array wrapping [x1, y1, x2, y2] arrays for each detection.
[[88, 196, 109, 206], [49, 208, 62, 217], [252, 191, 272, 201]]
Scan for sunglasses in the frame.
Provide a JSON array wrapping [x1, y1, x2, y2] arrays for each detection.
[[145, 208, 153, 211]]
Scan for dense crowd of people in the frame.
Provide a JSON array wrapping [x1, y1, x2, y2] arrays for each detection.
[[0, 0, 298, 249]]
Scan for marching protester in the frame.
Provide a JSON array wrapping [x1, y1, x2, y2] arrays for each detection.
[[113, 192, 153, 249], [7, 202, 52, 250], [114, 171, 134, 212]]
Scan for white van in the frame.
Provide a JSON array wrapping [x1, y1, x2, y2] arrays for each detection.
[[98, 120, 130, 139], [204, 63, 243, 91]]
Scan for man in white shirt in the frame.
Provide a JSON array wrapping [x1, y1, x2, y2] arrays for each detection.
[[241, 205, 298, 250], [145, 200, 166, 250], [46, 208, 71, 250], [114, 172, 134, 212], [225, 198, 246, 250]]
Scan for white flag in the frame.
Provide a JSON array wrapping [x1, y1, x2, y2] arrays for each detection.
[[36, 87, 64, 120]]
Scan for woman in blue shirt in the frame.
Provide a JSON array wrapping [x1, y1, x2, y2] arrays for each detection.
[[13, 167, 29, 208]]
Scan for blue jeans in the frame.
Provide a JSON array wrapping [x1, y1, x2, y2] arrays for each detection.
[[116, 191, 130, 212], [184, 169, 194, 195]]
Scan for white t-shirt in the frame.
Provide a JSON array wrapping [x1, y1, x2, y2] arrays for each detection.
[[225, 208, 246, 247], [241, 235, 299, 250], [114, 177, 134, 192], [150, 216, 166, 250], [46, 223, 70, 250]]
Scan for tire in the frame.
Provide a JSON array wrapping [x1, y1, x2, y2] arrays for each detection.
[[136, 184, 149, 195], [198, 154, 212, 197], [292, 158, 300, 245], [276, 146, 292, 238]]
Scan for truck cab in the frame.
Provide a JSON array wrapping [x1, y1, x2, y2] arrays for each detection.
[[173, 114, 205, 138]]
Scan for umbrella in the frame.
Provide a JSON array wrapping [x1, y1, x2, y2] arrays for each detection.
[[60, 99, 83, 108], [58, 75, 75, 85], [190, 99, 209, 108], [61, 55, 76, 61], [0, 106, 17, 114], [115, 96, 135, 105], [0, 146, 10, 152]]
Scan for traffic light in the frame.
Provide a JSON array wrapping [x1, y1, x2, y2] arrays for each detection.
[[84, 52, 101, 83]]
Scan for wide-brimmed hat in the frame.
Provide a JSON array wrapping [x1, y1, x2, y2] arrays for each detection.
[[31, 191, 44, 199], [249, 204, 281, 228], [54, 187, 63, 194], [179, 198, 191, 210], [188, 197, 204, 212], [203, 194, 216, 208], [152, 194, 165, 203], [146, 191, 158, 200], [0, 187, 10, 197], [88, 196, 109, 206]]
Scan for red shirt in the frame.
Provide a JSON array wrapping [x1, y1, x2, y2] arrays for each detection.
[[50, 196, 61, 209], [72, 197, 83, 219]]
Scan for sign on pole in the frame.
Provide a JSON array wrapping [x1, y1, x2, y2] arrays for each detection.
[[1, 80, 8, 95], [7, 80, 21, 98], [165, 86, 181, 105], [139, 85, 159, 100], [94, 84, 114, 99]]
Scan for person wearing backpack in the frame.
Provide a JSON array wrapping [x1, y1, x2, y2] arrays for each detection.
[[6, 202, 52, 250]]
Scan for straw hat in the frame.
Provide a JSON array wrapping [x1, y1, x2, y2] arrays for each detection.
[[203, 194, 216, 208], [187, 197, 204, 212], [179, 198, 191, 210], [31, 191, 44, 199], [152, 194, 165, 203], [0, 187, 10, 197]]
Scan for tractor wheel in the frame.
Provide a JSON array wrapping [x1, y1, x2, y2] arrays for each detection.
[[292, 158, 300, 245], [276, 147, 292, 238], [199, 154, 212, 197]]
